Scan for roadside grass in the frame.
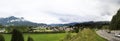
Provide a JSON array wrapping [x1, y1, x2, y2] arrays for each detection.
[[63, 28, 108, 41], [2, 33, 66, 41]]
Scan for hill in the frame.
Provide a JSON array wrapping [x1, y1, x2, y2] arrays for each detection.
[[110, 9, 120, 30], [49, 21, 110, 27], [62, 28, 108, 41]]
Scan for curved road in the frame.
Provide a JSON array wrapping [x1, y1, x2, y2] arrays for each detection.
[[96, 30, 120, 41]]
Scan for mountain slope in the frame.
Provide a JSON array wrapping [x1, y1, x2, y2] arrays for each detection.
[[0, 16, 46, 26], [49, 21, 110, 27]]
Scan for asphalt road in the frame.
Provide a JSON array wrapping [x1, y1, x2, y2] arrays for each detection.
[[96, 30, 120, 41]]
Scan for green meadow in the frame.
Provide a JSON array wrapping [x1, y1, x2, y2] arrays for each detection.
[[2, 33, 66, 41]]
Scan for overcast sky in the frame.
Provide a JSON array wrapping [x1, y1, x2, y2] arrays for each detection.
[[0, 0, 120, 24]]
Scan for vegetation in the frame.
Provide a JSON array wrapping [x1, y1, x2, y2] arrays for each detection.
[[62, 28, 107, 41], [0, 24, 5, 41], [6, 26, 29, 33], [27, 36, 34, 41], [0, 34, 5, 41], [110, 9, 120, 30], [72, 21, 110, 33], [11, 29, 24, 41], [3, 33, 66, 41]]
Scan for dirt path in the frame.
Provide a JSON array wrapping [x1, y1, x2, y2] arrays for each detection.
[[96, 30, 120, 41]]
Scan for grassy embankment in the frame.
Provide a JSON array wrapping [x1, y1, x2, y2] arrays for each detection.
[[62, 28, 108, 41]]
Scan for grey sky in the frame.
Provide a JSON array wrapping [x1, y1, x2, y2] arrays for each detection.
[[0, 0, 120, 24]]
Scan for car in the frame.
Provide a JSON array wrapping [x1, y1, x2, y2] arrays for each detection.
[[115, 33, 120, 38]]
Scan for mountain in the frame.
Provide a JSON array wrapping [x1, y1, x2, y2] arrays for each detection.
[[73, 21, 110, 26], [48, 23, 73, 27], [0, 16, 47, 26], [48, 22, 79, 27], [49, 21, 110, 27]]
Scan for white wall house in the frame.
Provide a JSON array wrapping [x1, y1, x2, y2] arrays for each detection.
[[0, 28, 5, 33]]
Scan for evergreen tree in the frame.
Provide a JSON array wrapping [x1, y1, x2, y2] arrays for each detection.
[[110, 9, 120, 30], [27, 36, 34, 41], [0, 34, 5, 41], [11, 29, 24, 41]]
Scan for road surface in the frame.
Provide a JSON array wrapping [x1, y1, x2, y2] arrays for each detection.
[[96, 30, 120, 41]]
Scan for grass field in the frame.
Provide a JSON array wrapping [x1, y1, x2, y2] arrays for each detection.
[[2, 33, 66, 41]]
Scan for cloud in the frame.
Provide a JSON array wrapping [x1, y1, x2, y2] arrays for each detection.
[[0, 0, 120, 24], [100, 0, 120, 4]]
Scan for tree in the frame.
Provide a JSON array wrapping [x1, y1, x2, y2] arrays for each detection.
[[11, 29, 24, 41], [110, 9, 120, 30], [0, 34, 5, 41], [27, 36, 34, 41], [0, 24, 4, 29], [73, 24, 82, 33], [0, 24, 3, 28]]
